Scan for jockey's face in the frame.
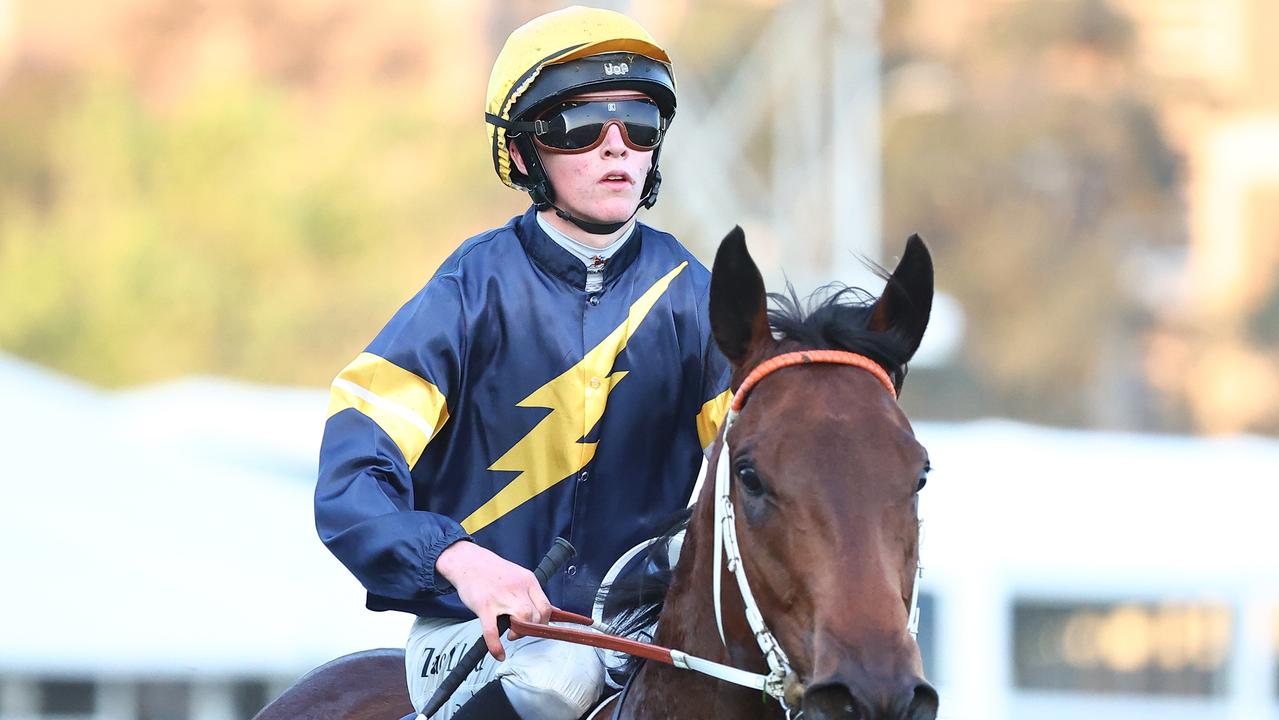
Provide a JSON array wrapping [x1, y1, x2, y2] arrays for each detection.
[[509, 90, 656, 231]]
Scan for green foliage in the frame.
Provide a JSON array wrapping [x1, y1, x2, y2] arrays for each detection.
[[0, 70, 524, 386]]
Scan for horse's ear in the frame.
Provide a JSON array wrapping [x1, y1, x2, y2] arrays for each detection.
[[868, 234, 933, 360], [710, 226, 771, 367]]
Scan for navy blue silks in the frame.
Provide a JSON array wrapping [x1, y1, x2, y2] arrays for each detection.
[[316, 207, 731, 619]]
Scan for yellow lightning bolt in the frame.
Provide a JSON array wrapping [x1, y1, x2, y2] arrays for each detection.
[[460, 262, 688, 534]]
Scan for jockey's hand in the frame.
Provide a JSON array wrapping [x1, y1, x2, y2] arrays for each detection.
[[436, 541, 553, 661]]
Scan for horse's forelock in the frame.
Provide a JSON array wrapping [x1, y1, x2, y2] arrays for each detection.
[[765, 283, 914, 392]]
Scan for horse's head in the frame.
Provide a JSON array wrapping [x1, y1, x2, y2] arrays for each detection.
[[707, 227, 937, 720]]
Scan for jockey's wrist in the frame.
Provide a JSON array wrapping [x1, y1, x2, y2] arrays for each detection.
[[434, 538, 480, 588]]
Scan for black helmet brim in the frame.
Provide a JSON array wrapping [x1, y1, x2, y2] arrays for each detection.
[[508, 52, 676, 123]]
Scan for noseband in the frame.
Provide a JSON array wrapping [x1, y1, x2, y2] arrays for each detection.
[[712, 350, 922, 717]]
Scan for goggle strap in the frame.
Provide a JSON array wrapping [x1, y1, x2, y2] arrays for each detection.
[[485, 113, 549, 135]]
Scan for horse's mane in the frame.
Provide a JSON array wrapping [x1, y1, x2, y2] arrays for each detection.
[[603, 277, 913, 682], [599, 508, 691, 683]]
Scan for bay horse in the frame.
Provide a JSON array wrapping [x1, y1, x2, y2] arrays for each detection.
[[254, 228, 936, 720], [592, 228, 937, 719]]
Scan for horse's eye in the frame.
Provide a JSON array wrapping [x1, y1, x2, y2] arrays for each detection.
[[916, 461, 931, 493], [735, 463, 767, 497]]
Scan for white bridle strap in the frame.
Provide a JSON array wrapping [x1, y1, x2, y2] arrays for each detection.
[[908, 517, 923, 639], [711, 414, 729, 647], [712, 408, 794, 707], [671, 649, 770, 690]]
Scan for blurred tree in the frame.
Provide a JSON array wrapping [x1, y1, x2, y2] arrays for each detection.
[[882, 0, 1187, 429], [0, 0, 524, 387], [0, 0, 1202, 434]]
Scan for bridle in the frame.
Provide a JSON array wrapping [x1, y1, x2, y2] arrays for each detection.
[[509, 350, 923, 719], [712, 350, 921, 718]]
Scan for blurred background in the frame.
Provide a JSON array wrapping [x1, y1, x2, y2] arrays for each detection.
[[0, 0, 1276, 718]]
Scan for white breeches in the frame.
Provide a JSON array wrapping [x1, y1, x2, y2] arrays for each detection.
[[406, 616, 605, 720]]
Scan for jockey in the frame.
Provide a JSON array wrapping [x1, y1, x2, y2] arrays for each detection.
[[314, 6, 731, 720]]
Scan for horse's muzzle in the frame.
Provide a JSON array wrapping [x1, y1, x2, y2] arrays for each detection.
[[802, 677, 938, 720]]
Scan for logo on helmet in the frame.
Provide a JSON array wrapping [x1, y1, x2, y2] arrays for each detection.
[[603, 62, 630, 76]]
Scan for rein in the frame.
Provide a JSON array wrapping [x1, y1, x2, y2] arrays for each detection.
[[510, 351, 919, 719], [509, 608, 781, 691]]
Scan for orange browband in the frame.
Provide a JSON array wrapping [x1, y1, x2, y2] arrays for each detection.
[[731, 350, 897, 412]]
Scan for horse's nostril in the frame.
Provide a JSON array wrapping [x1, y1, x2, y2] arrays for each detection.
[[906, 681, 939, 720], [802, 684, 862, 719], [806, 678, 935, 719]]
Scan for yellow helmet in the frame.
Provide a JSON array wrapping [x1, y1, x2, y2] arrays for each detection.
[[484, 6, 677, 211]]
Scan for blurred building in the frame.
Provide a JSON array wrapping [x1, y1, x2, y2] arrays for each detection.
[[883, 0, 1279, 435], [916, 420, 1279, 720], [1118, 0, 1279, 434], [0, 354, 409, 720]]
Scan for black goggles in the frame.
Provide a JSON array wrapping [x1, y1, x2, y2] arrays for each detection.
[[529, 99, 666, 153]]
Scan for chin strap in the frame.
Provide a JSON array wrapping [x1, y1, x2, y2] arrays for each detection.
[[553, 204, 637, 235]]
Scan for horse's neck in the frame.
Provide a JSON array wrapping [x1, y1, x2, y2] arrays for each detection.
[[618, 493, 782, 720]]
